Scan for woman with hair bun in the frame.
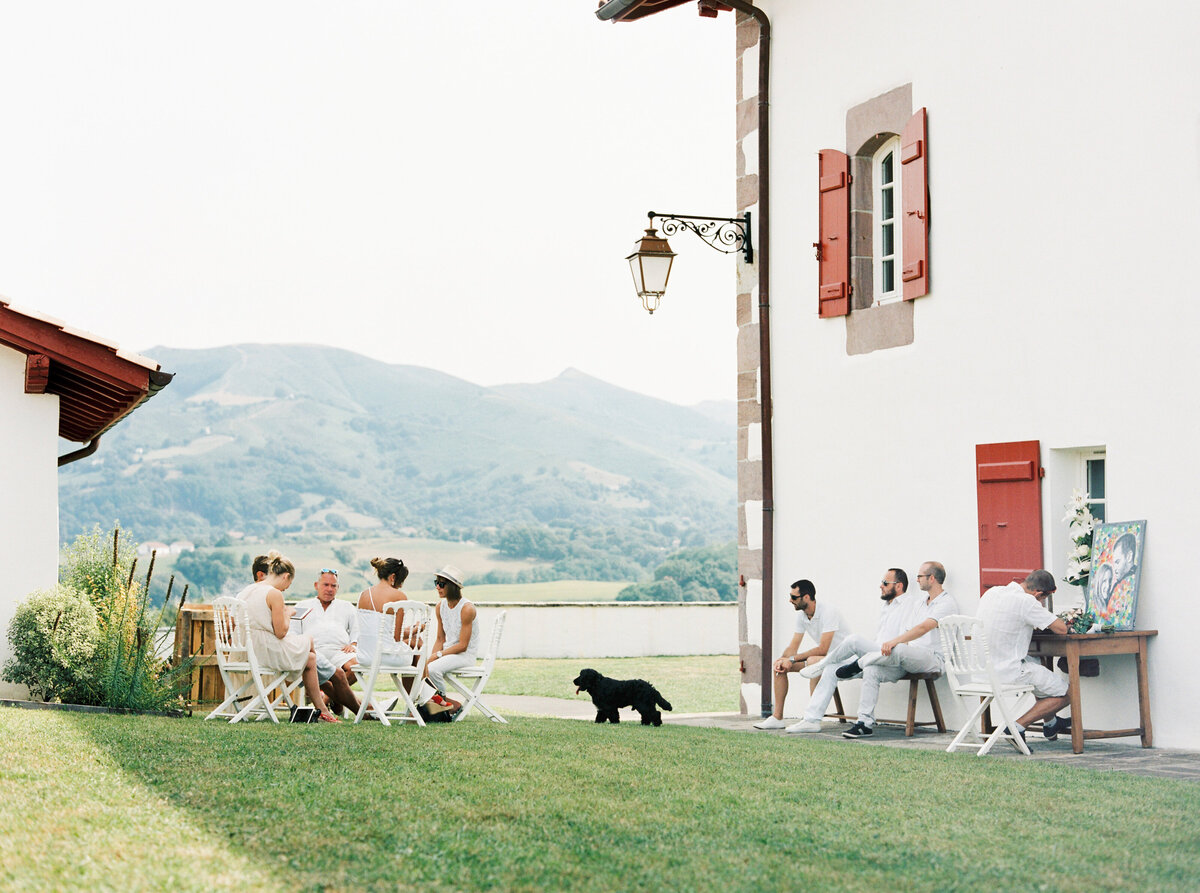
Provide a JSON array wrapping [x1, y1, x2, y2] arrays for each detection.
[[356, 557, 416, 671], [237, 550, 341, 723]]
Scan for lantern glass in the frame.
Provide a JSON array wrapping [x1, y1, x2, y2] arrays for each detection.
[[625, 227, 675, 313]]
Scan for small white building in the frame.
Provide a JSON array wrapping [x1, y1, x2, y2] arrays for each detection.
[[0, 299, 171, 695], [596, 1, 1200, 748]]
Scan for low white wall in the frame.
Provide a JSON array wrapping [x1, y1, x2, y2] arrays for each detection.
[[470, 602, 738, 659]]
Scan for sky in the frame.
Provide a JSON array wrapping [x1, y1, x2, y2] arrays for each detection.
[[0, 2, 737, 406]]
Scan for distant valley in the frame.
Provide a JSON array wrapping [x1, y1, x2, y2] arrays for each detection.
[[58, 344, 736, 591]]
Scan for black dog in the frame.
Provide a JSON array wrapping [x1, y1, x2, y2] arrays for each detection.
[[573, 668, 673, 726]]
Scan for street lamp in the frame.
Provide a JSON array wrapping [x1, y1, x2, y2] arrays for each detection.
[[625, 211, 753, 314]]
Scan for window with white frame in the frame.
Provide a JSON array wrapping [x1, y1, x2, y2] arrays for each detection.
[[873, 137, 902, 304]]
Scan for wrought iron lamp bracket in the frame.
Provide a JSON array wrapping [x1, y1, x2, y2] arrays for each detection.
[[647, 211, 753, 264]]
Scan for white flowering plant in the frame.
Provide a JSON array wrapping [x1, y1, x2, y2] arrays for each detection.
[[1062, 489, 1095, 588]]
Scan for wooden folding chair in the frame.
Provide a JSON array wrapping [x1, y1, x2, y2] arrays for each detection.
[[938, 614, 1034, 756], [445, 611, 508, 723], [205, 596, 303, 724], [353, 600, 433, 727]]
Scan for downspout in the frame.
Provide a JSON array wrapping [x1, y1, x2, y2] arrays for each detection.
[[58, 436, 101, 467], [723, 0, 773, 717]]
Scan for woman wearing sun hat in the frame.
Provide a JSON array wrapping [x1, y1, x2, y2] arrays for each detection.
[[425, 565, 480, 700]]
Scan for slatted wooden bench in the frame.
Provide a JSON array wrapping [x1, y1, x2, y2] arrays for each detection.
[[824, 671, 946, 736]]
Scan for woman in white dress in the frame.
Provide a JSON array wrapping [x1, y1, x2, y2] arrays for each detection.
[[426, 565, 479, 700], [356, 556, 416, 671], [236, 551, 341, 723]]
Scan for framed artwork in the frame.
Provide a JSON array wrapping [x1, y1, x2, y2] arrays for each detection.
[[1085, 520, 1147, 630]]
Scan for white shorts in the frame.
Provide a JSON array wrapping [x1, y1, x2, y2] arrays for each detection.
[[1015, 659, 1068, 698]]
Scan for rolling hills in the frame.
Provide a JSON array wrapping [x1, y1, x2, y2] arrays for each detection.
[[58, 344, 736, 573]]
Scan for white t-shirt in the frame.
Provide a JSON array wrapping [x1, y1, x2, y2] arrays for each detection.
[[902, 590, 960, 653], [977, 581, 1059, 680], [792, 601, 850, 650]]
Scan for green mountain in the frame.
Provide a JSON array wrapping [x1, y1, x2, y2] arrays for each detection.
[[58, 345, 736, 561]]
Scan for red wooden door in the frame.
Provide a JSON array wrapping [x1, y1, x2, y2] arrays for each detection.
[[976, 441, 1044, 596]]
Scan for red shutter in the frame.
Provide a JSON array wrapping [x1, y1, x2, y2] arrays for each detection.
[[900, 107, 929, 301], [976, 441, 1044, 596], [817, 149, 851, 318]]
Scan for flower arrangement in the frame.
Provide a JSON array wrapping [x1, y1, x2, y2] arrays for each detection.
[[1062, 489, 1095, 588], [1057, 605, 1099, 634]]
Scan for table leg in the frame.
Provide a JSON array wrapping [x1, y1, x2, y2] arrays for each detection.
[[1136, 636, 1153, 747], [1066, 641, 1084, 754]]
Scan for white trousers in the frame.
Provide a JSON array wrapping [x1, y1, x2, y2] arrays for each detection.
[[800, 634, 881, 723], [856, 643, 942, 727], [426, 652, 475, 694]]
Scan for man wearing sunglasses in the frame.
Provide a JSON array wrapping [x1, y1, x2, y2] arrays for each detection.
[[753, 579, 851, 730], [294, 567, 361, 717]]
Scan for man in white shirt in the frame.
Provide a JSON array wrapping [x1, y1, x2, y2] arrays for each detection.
[[790, 567, 914, 733], [816, 561, 959, 740], [753, 579, 851, 730], [293, 568, 361, 717], [977, 569, 1071, 741]]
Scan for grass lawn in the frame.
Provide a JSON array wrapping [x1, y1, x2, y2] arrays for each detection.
[[3, 708, 1198, 892], [488, 655, 741, 714]]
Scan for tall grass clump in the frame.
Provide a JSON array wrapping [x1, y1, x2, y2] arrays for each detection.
[[4, 525, 192, 712]]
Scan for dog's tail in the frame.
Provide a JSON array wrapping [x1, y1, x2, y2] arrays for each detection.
[[657, 693, 672, 712]]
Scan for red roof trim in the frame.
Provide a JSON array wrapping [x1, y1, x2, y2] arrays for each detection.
[[0, 299, 173, 442]]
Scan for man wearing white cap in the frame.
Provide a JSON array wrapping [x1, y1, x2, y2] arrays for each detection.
[[426, 565, 480, 698]]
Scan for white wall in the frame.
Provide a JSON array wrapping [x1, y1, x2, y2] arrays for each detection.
[[0, 347, 60, 696], [471, 602, 737, 659], [755, 1, 1200, 746]]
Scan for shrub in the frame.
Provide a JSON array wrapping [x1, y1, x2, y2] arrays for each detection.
[[4, 526, 191, 712], [3, 586, 99, 702]]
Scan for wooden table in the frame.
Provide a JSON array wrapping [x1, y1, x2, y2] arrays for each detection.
[[1027, 629, 1157, 754]]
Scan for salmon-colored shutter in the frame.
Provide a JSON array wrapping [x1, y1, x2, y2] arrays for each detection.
[[817, 149, 851, 318], [976, 441, 1044, 596], [900, 107, 929, 301]]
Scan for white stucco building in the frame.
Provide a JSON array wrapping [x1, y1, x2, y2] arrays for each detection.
[[597, 1, 1200, 748], [0, 299, 171, 695]]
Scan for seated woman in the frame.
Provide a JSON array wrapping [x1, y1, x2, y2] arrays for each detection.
[[425, 565, 479, 702], [356, 556, 417, 674], [237, 550, 340, 723]]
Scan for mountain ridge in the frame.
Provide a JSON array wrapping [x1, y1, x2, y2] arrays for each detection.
[[60, 344, 736, 560]]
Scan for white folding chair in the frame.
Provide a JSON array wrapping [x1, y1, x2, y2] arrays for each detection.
[[205, 596, 303, 724], [353, 601, 433, 727], [938, 614, 1035, 756], [445, 610, 508, 723]]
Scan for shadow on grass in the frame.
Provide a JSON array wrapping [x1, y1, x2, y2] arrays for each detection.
[[73, 711, 1200, 893]]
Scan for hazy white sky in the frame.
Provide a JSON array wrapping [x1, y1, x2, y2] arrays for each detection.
[[0, 2, 737, 405]]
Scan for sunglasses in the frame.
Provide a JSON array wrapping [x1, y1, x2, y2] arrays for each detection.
[[434, 579, 447, 588], [320, 568, 338, 577]]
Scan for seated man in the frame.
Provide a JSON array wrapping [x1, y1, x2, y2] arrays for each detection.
[[977, 569, 1071, 742], [753, 579, 851, 730], [294, 567, 361, 717], [788, 567, 912, 733], [803, 560, 958, 739]]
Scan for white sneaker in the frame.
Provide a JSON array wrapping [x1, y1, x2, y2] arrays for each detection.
[[799, 658, 828, 679], [753, 716, 789, 730], [858, 651, 885, 668], [786, 719, 822, 733]]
